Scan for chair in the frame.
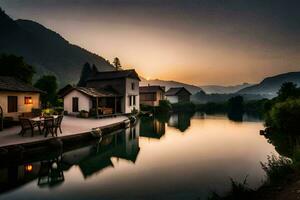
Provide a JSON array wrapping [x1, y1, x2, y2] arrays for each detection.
[[54, 115, 63, 134], [43, 116, 56, 137], [19, 117, 42, 137]]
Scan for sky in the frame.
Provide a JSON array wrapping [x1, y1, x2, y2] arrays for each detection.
[[1, 0, 300, 86]]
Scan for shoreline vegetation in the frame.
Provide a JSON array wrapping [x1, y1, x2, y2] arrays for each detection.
[[141, 82, 300, 200]]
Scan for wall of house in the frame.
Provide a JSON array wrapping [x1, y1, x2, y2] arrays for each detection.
[[140, 90, 164, 107], [86, 78, 126, 113], [166, 96, 178, 104], [177, 90, 191, 102], [63, 90, 91, 115], [125, 78, 140, 113], [0, 92, 40, 120]]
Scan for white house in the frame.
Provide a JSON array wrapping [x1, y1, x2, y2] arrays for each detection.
[[0, 76, 43, 120], [59, 69, 140, 116]]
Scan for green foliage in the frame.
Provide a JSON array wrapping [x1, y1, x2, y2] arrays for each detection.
[[228, 95, 244, 114], [113, 57, 122, 71], [34, 75, 58, 108], [265, 99, 300, 132], [78, 110, 89, 118], [277, 82, 300, 101], [171, 101, 195, 112], [0, 54, 35, 84], [157, 100, 172, 113], [260, 154, 294, 184], [244, 99, 269, 117], [208, 177, 254, 200]]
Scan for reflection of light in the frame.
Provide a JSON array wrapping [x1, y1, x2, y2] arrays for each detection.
[[25, 164, 33, 172]]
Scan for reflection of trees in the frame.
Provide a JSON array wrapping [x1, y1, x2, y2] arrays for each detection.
[[263, 131, 300, 158]]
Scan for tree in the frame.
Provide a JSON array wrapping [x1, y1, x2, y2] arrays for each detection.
[[0, 54, 35, 84], [34, 75, 58, 108], [77, 62, 92, 87], [277, 82, 299, 101], [266, 99, 300, 133], [113, 57, 122, 71], [227, 95, 244, 121]]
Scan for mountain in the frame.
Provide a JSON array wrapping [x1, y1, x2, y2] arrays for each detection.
[[140, 78, 203, 94], [200, 83, 252, 94], [237, 72, 300, 98], [0, 8, 115, 86]]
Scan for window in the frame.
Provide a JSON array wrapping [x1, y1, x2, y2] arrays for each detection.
[[133, 96, 136, 106], [24, 97, 33, 104], [129, 96, 132, 106], [8, 96, 18, 113], [72, 97, 79, 112], [131, 83, 135, 90], [129, 95, 136, 106], [140, 93, 156, 101]]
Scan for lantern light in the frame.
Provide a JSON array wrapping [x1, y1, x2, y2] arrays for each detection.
[[24, 97, 33, 104]]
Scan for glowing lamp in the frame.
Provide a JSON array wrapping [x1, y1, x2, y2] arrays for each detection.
[[25, 164, 33, 172], [24, 97, 33, 104]]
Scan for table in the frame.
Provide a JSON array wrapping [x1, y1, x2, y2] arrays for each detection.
[[31, 115, 58, 137]]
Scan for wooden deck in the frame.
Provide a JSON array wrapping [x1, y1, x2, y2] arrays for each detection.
[[0, 115, 128, 148]]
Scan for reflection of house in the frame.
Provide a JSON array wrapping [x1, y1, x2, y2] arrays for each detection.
[[140, 116, 165, 139], [0, 76, 43, 120], [59, 69, 140, 116], [139, 85, 165, 106], [165, 87, 191, 104], [62, 128, 140, 179], [168, 113, 193, 132]]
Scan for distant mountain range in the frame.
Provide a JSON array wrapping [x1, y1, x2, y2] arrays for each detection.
[[0, 8, 114, 86], [140, 78, 203, 94], [200, 83, 252, 94], [237, 72, 300, 98]]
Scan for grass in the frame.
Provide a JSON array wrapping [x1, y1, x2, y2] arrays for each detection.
[[260, 154, 294, 184], [207, 176, 254, 200]]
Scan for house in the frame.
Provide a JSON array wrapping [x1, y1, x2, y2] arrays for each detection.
[[165, 87, 191, 104], [59, 69, 140, 116], [139, 85, 165, 106], [0, 76, 43, 120]]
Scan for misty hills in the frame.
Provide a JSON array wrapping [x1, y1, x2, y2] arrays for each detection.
[[140, 78, 203, 94], [0, 8, 114, 86], [200, 83, 252, 94], [237, 72, 300, 97]]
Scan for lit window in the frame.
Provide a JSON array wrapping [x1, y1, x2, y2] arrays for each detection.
[[25, 164, 33, 172], [24, 97, 33, 104]]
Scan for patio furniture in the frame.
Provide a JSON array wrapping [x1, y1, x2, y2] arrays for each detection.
[[43, 116, 56, 137], [19, 117, 42, 137], [54, 115, 64, 134]]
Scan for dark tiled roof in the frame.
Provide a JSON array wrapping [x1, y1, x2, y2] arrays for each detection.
[[139, 85, 165, 93], [0, 76, 44, 93], [165, 87, 192, 96], [87, 69, 140, 81], [60, 85, 120, 98]]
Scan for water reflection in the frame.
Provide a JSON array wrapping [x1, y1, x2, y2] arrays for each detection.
[[167, 112, 194, 132], [0, 127, 140, 194], [0, 114, 278, 200]]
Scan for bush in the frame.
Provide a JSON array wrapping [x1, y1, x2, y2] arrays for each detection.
[[265, 99, 300, 132], [157, 100, 172, 113], [171, 101, 195, 112], [78, 110, 89, 118], [261, 154, 294, 184]]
